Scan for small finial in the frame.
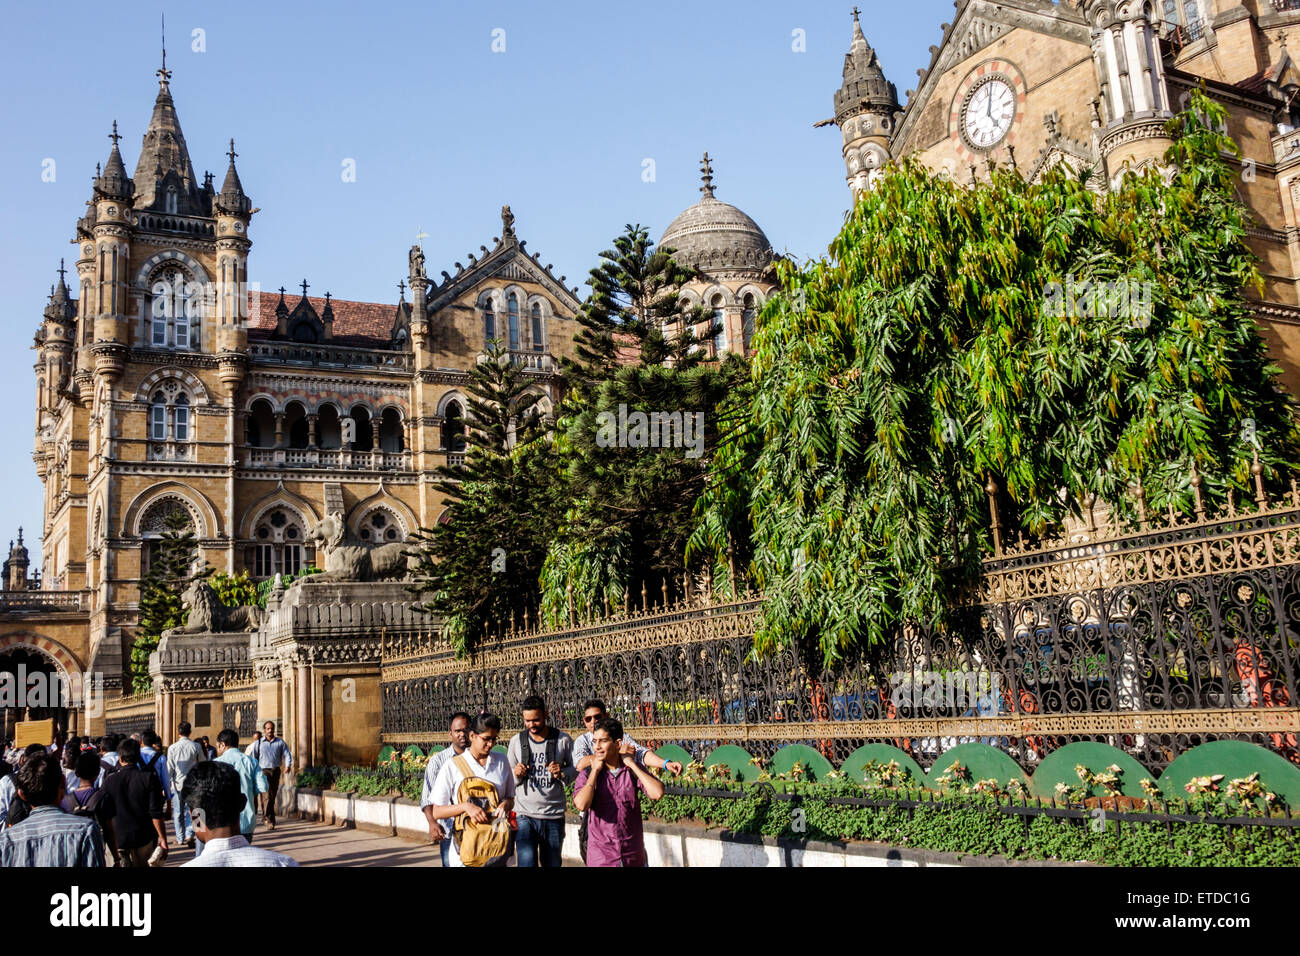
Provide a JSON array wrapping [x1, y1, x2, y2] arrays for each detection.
[[227, 138, 238, 164], [17, 527, 22, 544], [852, 5, 861, 20], [108, 121, 121, 147], [397, 279, 406, 298], [1006, 144, 1017, 171], [299, 279, 310, 298], [699, 152, 715, 198], [57, 259, 66, 284], [323, 291, 332, 306], [277, 285, 286, 299]]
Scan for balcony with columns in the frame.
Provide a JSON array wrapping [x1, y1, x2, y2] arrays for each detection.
[[241, 399, 412, 471]]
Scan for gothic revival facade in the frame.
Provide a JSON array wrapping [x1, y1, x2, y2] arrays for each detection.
[[828, 1, 1300, 394], [16, 60, 781, 735]]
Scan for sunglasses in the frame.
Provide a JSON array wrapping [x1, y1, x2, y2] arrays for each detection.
[[583, 714, 604, 724]]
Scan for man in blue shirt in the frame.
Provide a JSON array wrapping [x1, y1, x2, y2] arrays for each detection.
[[1, 753, 104, 867], [248, 721, 291, 830], [213, 728, 267, 854], [139, 731, 173, 812]]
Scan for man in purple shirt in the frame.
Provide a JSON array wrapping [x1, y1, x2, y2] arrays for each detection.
[[572, 717, 664, 867]]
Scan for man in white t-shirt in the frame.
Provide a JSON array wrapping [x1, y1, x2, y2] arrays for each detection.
[[428, 713, 515, 868]]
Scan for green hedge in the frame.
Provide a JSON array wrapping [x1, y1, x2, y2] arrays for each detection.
[[644, 778, 1298, 866]]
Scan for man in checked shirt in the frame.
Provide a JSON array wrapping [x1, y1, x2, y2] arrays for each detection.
[[0, 753, 104, 867]]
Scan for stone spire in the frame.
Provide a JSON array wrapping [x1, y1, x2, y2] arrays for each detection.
[[699, 152, 716, 199], [215, 138, 251, 215], [5, 529, 30, 591], [829, 9, 898, 197], [94, 122, 134, 202], [44, 260, 75, 326], [132, 53, 200, 209], [834, 8, 898, 125]]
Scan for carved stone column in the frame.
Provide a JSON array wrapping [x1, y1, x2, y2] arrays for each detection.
[[296, 657, 311, 769]]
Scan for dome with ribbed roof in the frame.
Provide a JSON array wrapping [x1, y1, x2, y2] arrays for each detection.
[[659, 153, 773, 275]]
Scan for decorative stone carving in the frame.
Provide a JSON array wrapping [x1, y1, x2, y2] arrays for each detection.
[[304, 511, 416, 582], [162, 579, 264, 637]]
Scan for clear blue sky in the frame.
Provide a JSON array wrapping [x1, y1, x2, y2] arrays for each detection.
[[0, 0, 954, 563]]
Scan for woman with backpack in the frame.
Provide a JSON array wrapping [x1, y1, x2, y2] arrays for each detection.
[[61, 751, 118, 862], [427, 713, 515, 867]]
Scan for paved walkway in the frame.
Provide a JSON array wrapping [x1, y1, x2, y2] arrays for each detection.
[[163, 817, 441, 867]]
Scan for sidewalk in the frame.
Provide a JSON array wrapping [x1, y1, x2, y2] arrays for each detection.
[[162, 817, 442, 867]]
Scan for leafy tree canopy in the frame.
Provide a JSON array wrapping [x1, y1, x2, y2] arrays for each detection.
[[695, 90, 1300, 666]]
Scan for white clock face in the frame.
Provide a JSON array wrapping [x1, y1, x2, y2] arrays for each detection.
[[964, 78, 1015, 149]]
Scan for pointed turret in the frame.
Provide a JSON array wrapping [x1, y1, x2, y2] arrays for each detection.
[[215, 138, 252, 216], [132, 58, 201, 210], [827, 8, 898, 197], [44, 261, 76, 327], [94, 122, 134, 202]]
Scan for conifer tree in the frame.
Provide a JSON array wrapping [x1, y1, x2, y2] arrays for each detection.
[[409, 340, 561, 656]]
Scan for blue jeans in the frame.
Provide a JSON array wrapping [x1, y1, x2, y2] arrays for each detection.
[[173, 801, 193, 843], [439, 835, 450, 867], [515, 816, 564, 868]]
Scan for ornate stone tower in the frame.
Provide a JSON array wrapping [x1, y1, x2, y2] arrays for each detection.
[[1084, 0, 1174, 180], [3, 530, 32, 592], [827, 8, 899, 196]]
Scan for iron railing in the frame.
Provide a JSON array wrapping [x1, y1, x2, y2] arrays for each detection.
[[380, 484, 1300, 773]]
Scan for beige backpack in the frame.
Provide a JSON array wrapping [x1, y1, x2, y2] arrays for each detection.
[[452, 754, 512, 867]]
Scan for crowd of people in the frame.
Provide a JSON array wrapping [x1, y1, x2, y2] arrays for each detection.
[[0, 721, 296, 867], [0, 697, 682, 868], [420, 696, 683, 868]]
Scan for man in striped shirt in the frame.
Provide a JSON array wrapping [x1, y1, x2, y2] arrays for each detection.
[[0, 753, 104, 867], [419, 711, 471, 866]]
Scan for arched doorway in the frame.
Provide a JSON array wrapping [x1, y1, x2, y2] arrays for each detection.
[[0, 645, 70, 742]]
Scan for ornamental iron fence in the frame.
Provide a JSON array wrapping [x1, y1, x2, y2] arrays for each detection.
[[381, 480, 1300, 773]]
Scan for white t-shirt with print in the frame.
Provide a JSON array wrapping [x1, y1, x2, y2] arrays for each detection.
[[430, 750, 516, 867]]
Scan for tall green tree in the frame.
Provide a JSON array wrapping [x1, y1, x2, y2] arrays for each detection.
[[409, 340, 561, 656], [132, 509, 202, 692], [539, 225, 744, 625], [565, 223, 715, 386], [694, 90, 1300, 666]]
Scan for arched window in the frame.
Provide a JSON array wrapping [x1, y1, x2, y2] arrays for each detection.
[[531, 302, 544, 352], [149, 390, 167, 440], [150, 267, 195, 349], [357, 509, 404, 543], [442, 400, 466, 452], [508, 293, 520, 350], [742, 294, 757, 355], [248, 508, 307, 579], [285, 402, 309, 449], [483, 301, 496, 343], [711, 295, 727, 357], [1164, 0, 1202, 39], [246, 399, 275, 448], [173, 394, 190, 441], [379, 408, 404, 453]]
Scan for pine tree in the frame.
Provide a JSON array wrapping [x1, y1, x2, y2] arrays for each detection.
[[409, 341, 561, 656], [132, 509, 202, 692], [540, 226, 743, 624]]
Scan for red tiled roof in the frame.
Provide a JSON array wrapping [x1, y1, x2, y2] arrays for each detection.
[[248, 291, 400, 347], [1237, 70, 1269, 95]]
